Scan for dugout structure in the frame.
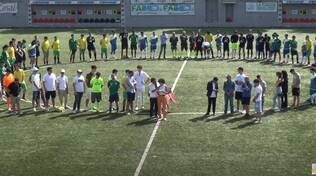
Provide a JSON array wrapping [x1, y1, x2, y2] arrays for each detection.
[[1, 0, 316, 28]]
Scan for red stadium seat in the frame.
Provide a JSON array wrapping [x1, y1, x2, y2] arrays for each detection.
[[32, 18, 38, 23], [39, 18, 46, 23], [311, 18, 316, 23], [293, 18, 299, 23], [282, 18, 288, 23]]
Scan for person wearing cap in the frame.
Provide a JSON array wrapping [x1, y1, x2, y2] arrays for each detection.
[[43, 67, 57, 111], [90, 72, 104, 112], [69, 34, 78, 63], [283, 33, 291, 64], [30, 67, 41, 112], [73, 69, 85, 113], [56, 69, 68, 110]]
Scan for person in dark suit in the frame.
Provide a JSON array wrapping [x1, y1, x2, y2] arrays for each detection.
[[206, 77, 219, 116]]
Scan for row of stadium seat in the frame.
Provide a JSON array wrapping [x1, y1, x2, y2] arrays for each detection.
[[77, 18, 120, 23], [283, 18, 316, 23], [32, 18, 76, 23]]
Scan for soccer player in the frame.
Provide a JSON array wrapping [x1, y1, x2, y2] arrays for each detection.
[[110, 31, 118, 59], [272, 33, 281, 63], [51, 36, 61, 64], [32, 36, 40, 66], [290, 35, 299, 64], [85, 65, 97, 110], [215, 32, 222, 58], [56, 69, 68, 110], [264, 33, 271, 60], [180, 31, 188, 58], [290, 69, 301, 107], [90, 72, 104, 112], [246, 29, 254, 59], [14, 64, 26, 100], [8, 41, 16, 65], [69, 34, 77, 63], [78, 34, 87, 62], [302, 41, 308, 65], [134, 65, 150, 111], [222, 33, 230, 59], [189, 32, 196, 58], [125, 70, 136, 115], [283, 33, 291, 64], [241, 77, 252, 117], [235, 67, 246, 113], [87, 32, 97, 61], [306, 35, 313, 65], [230, 31, 239, 59], [202, 40, 211, 59], [150, 32, 158, 59], [8, 78, 21, 115], [15, 42, 26, 68], [73, 69, 85, 113], [41, 36, 50, 65], [170, 32, 179, 59], [108, 74, 120, 113], [119, 29, 129, 59], [158, 31, 168, 60], [195, 32, 204, 59], [28, 42, 37, 68], [204, 31, 214, 58], [256, 33, 264, 59], [239, 33, 246, 60], [31, 67, 41, 112], [129, 31, 138, 59], [139, 32, 148, 59], [253, 79, 263, 123], [100, 34, 110, 60], [43, 67, 57, 111], [148, 78, 158, 118]]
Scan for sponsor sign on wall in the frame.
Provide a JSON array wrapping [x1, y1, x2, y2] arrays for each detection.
[[246, 2, 277, 12], [0, 3, 18, 14]]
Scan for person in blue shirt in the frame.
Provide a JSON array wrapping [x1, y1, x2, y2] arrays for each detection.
[[110, 31, 117, 59], [158, 31, 168, 59], [283, 33, 290, 64], [139, 32, 147, 59], [150, 32, 158, 60], [242, 77, 252, 117]]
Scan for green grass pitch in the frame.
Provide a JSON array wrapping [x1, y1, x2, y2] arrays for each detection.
[[0, 28, 315, 176]]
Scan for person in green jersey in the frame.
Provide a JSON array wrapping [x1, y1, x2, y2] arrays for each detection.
[[1, 45, 12, 68], [129, 31, 138, 59], [290, 35, 299, 64], [90, 72, 104, 112], [108, 74, 120, 113], [272, 33, 282, 63], [69, 34, 78, 63]]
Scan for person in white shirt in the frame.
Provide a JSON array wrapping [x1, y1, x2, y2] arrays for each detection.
[[157, 78, 170, 121], [202, 41, 211, 59], [43, 67, 57, 110], [253, 79, 263, 123], [31, 67, 41, 112], [56, 69, 69, 110], [148, 78, 159, 118], [234, 67, 246, 112], [134, 65, 150, 111], [73, 69, 85, 113]]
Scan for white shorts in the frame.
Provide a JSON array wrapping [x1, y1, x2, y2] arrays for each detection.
[[86, 88, 91, 99]]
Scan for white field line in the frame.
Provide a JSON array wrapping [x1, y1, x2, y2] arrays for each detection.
[[133, 60, 188, 176]]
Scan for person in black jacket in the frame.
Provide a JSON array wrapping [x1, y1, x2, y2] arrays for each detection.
[[206, 77, 219, 116], [281, 70, 288, 109]]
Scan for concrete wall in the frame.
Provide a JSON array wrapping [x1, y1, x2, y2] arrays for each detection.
[[0, 0, 29, 27]]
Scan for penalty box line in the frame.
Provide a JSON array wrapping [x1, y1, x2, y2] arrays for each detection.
[[133, 60, 188, 176]]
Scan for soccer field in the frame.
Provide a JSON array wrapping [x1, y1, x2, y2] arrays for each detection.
[[0, 28, 316, 176]]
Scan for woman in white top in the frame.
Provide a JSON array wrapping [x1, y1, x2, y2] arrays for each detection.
[[157, 78, 170, 121], [56, 69, 68, 110]]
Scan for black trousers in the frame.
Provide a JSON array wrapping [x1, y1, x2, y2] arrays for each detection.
[[150, 98, 158, 117], [281, 93, 288, 109], [207, 97, 217, 114]]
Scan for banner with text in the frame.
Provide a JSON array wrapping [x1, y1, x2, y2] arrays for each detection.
[[246, 2, 277, 12], [131, 0, 195, 16], [0, 3, 18, 14]]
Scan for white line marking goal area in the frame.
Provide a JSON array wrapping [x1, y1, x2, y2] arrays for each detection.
[[133, 60, 188, 176]]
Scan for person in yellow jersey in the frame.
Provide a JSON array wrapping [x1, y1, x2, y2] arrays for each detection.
[[8, 41, 16, 62], [306, 35, 313, 65], [52, 36, 61, 64], [90, 72, 104, 112], [41, 36, 50, 65], [100, 33, 110, 60], [13, 64, 27, 100], [204, 31, 214, 58], [78, 34, 87, 62]]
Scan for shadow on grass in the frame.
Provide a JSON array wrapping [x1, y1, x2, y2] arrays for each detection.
[[101, 112, 125, 121], [128, 117, 157, 126]]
